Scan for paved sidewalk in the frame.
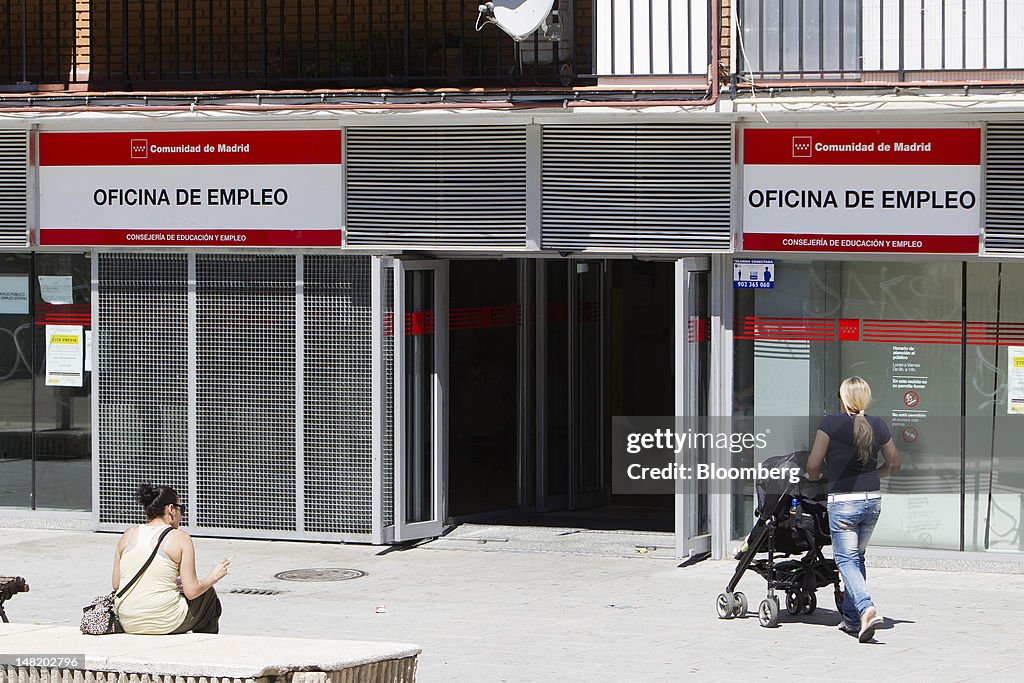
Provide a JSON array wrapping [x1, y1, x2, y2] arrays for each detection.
[[2, 525, 1023, 682]]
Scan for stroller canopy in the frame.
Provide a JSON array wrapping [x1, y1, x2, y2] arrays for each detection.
[[755, 451, 829, 521]]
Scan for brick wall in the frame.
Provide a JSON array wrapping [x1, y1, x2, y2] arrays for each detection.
[[85, 0, 572, 87], [0, 0, 77, 85], [719, 0, 730, 74]]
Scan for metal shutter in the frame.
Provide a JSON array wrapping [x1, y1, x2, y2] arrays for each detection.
[[0, 129, 28, 247], [303, 255, 373, 534], [346, 126, 528, 249], [97, 254, 190, 525], [97, 253, 378, 541], [985, 123, 1024, 253], [542, 123, 732, 251], [195, 254, 297, 532]]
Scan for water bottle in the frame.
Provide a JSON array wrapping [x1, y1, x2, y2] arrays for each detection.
[[790, 497, 799, 515]]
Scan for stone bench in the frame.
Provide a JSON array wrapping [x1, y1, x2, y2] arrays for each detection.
[[0, 624, 419, 683]]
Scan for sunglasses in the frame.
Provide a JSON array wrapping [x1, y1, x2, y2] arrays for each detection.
[[171, 502, 188, 514]]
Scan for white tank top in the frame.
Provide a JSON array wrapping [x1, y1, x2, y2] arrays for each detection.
[[114, 524, 188, 634]]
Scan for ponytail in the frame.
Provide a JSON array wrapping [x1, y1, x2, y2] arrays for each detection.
[[839, 377, 875, 464], [852, 413, 874, 465]]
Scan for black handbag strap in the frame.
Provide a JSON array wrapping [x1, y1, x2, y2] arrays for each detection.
[[116, 526, 174, 599]]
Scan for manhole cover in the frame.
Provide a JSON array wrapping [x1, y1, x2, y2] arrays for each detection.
[[274, 568, 367, 582]]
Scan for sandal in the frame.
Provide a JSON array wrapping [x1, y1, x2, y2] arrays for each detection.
[[858, 607, 883, 643]]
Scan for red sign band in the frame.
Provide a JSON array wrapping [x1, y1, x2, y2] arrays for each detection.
[[39, 130, 342, 166], [39, 228, 343, 247], [743, 128, 981, 165]]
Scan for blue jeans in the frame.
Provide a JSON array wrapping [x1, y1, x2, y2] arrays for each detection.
[[828, 498, 882, 628]]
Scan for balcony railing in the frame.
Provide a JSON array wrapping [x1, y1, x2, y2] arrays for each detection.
[[737, 0, 1024, 82], [1, 0, 594, 90]]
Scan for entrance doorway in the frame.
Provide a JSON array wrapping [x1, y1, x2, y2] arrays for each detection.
[[388, 256, 709, 541], [442, 258, 678, 532], [447, 260, 520, 518], [535, 259, 608, 513]]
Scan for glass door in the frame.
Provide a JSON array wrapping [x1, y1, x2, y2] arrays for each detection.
[[0, 252, 91, 512], [676, 258, 712, 556], [0, 254, 33, 508], [570, 260, 606, 509], [393, 260, 448, 541], [536, 259, 607, 512], [537, 260, 569, 511]]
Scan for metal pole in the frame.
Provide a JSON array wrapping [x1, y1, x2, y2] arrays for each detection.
[[29, 253, 36, 509], [20, 0, 28, 84], [960, 263, 967, 552], [898, 0, 905, 82]]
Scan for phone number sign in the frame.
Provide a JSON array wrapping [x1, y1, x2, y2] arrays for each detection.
[[734, 259, 775, 289]]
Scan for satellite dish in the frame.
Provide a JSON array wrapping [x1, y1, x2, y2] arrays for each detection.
[[477, 0, 557, 42]]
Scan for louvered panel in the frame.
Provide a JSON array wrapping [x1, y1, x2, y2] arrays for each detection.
[[346, 127, 527, 248], [0, 129, 29, 247], [542, 124, 732, 251], [985, 123, 1024, 253]]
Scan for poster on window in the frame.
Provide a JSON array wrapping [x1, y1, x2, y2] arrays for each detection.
[[0, 276, 29, 314], [38, 275, 74, 304], [1007, 346, 1024, 415], [45, 325, 84, 387]]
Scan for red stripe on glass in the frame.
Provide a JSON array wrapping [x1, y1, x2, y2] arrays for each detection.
[[743, 128, 980, 165], [734, 316, 837, 341], [965, 322, 1024, 346], [36, 317, 91, 325], [449, 305, 522, 331], [36, 303, 88, 311], [862, 319, 963, 344], [688, 317, 711, 343], [738, 317, 1024, 347], [39, 130, 342, 166], [406, 311, 435, 336]]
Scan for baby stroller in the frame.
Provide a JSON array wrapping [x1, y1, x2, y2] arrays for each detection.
[[715, 451, 843, 628]]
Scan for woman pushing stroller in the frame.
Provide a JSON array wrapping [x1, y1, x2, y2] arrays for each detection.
[[807, 376, 900, 643]]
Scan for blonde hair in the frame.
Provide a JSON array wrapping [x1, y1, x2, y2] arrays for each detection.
[[839, 376, 874, 464]]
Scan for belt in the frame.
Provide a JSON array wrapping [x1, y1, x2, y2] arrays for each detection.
[[828, 491, 882, 502]]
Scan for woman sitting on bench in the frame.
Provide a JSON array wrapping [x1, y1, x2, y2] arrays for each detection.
[[111, 484, 230, 634]]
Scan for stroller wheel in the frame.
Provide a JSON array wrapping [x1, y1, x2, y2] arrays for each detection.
[[785, 591, 802, 616], [733, 591, 748, 618], [758, 597, 780, 628], [802, 591, 817, 615], [716, 592, 737, 619]]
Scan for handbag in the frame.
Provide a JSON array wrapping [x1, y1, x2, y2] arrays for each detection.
[[81, 526, 174, 635]]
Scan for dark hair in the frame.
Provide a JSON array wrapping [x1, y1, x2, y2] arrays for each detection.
[[136, 483, 179, 520]]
